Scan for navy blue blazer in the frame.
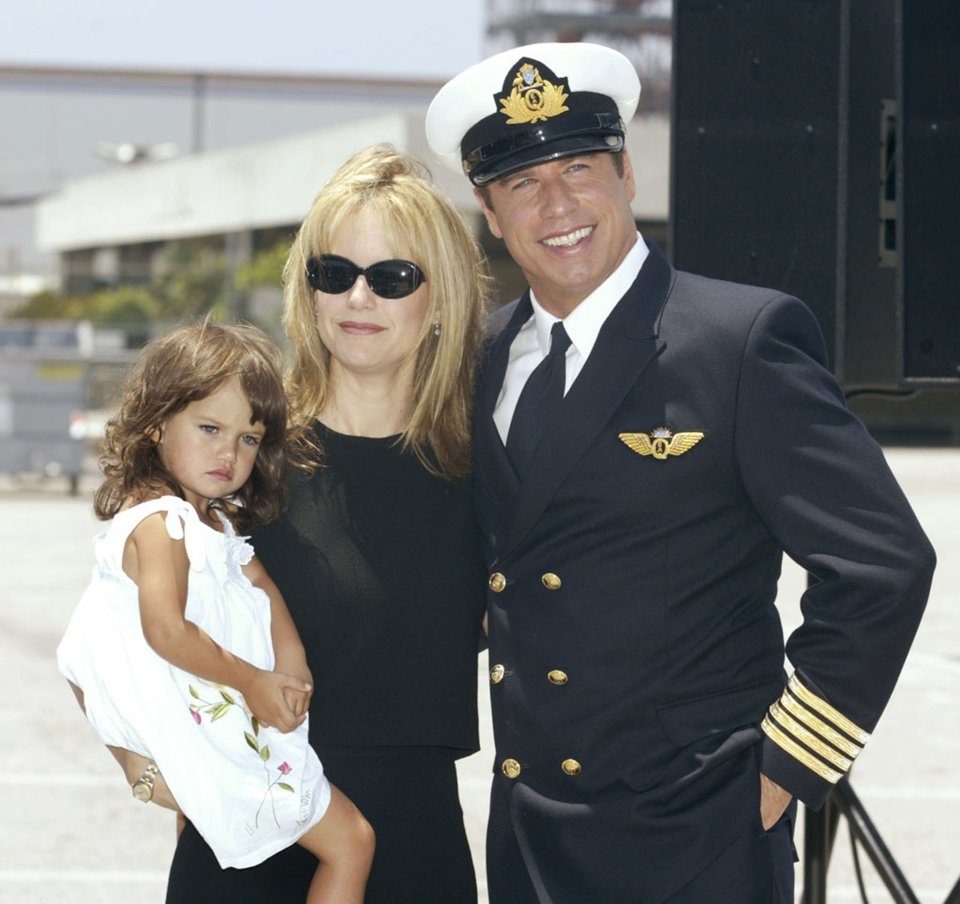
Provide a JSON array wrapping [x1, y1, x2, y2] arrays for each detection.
[[474, 244, 935, 902]]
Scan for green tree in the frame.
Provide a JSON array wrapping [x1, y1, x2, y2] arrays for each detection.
[[92, 285, 162, 323], [11, 288, 84, 319], [13, 240, 229, 325], [235, 240, 289, 290], [153, 241, 227, 319]]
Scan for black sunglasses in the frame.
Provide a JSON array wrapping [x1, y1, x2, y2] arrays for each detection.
[[305, 254, 426, 299]]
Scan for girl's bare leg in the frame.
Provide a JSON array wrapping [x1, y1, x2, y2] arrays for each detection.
[[297, 785, 374, 904]]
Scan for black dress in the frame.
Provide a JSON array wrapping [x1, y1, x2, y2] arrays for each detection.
[[166, 425, 486, 903]]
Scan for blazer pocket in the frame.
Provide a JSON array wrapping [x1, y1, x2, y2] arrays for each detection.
[[655, 678, 783, 747]]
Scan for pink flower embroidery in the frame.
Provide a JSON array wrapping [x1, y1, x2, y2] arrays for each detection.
[[245, 728, 296, 830], [186, 684, 295, 832]]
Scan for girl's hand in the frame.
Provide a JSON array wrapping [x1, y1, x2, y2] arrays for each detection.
[[242, 668, 310, 733], [283, 684, 313, 718], [278, 665, 313, 718]]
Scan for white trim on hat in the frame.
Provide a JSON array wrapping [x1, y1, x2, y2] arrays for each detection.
[[426, 42, 641, 177]]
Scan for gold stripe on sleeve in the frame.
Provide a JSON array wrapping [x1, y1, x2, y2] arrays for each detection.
[[762, 715, 844, 784], [780, 691, 865, 759], [788, 674, 871, 744], [768, 702, 855, 772]]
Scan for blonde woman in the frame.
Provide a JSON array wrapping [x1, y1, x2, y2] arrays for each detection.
[[165, 145, 490, 903]]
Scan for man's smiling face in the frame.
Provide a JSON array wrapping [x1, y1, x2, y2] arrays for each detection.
[[476, 151, 638, 318]]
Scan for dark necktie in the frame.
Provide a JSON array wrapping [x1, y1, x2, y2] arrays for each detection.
[[506, 321, 572, 477]]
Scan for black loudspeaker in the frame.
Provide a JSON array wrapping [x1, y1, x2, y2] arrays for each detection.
[[899, 1, 960, 382], [671, 0, 846, 375], [671, 0, 960, 388]]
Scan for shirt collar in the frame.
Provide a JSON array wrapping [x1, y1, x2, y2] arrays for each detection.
[[528, 232, 648, 357]]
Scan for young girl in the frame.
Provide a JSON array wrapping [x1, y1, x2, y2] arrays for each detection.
[[56, 321, 374, 902]]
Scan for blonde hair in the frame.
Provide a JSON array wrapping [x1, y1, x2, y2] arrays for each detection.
[[94, 321, 289, 530], [282, 144, 490, 479]]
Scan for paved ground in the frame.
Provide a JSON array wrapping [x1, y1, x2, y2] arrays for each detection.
[[1, 448, 957, 903]]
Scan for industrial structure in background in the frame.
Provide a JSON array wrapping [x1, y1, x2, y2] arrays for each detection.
[[0, 321, 133, 493], [1, 0, 958, 494], [2, 0, 672, 310], [0, 0, 672, 488], [486, 0, 672, 110]]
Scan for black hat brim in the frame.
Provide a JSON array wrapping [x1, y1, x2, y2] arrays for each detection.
[[463, 104, 624, 185]]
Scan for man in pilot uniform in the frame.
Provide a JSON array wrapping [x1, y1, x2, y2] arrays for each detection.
[[426, 43, 935, 903]]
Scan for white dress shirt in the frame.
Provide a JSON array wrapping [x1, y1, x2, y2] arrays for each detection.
[[493, 233, 649, 444]]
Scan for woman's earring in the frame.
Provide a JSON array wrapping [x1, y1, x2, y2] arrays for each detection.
[[433, 322, 441, 337]]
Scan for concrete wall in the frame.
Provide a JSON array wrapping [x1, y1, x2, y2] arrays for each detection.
[[35, 113, 670, 252]]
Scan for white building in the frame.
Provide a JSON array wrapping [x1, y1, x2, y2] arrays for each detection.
[[34, 109, 670, 316]]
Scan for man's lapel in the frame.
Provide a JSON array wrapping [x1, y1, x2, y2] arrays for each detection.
[[473, 294, 532, 554], [501, 245, 675, 558]]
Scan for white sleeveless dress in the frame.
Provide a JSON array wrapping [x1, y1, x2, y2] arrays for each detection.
[[56, 496, 331, 869]]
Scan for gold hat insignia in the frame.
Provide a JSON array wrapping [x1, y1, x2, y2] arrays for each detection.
[[499, 63, 569, 125], [619, 428, 705, 461]]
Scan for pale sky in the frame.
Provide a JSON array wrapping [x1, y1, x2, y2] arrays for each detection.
[[0, 0, 487, 79]]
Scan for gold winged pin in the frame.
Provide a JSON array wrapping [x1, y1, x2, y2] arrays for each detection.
[[619, 427, 705, 461]]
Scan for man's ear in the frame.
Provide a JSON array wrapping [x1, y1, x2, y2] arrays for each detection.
[[474, 186, 504, 239], [621, 149, 637, 204]]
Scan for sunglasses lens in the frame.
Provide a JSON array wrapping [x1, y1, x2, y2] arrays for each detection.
[[366, 261, 424, 299], [306, 255, 425, 299], [307, 256, 358, 294]]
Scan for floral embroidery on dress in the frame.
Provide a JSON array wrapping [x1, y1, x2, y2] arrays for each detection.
[[188, 684, 237, 723], [244, 722, 297, 832], [188, 683, 295, 832]]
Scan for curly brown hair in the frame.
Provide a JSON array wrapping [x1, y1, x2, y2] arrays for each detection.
[[94, 321, 288, 530]]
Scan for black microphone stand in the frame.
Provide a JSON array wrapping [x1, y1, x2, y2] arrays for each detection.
[[801, 775, 960, 904]]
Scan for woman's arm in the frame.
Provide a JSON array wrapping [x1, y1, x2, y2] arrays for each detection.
[[107, 745, 182, 814], [243, 554, 313, 717], [129, 513, 307, 732], [67, 681, 180, 814]]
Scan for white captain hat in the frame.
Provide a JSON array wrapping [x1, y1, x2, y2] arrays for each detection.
[[426, 42, 641, 186]]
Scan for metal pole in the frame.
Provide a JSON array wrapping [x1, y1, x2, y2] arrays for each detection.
[[192, 73, 206, 155], [943, 873, 960, 904], [833, 779, 920, 904], [801, 792, 840, 904]]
